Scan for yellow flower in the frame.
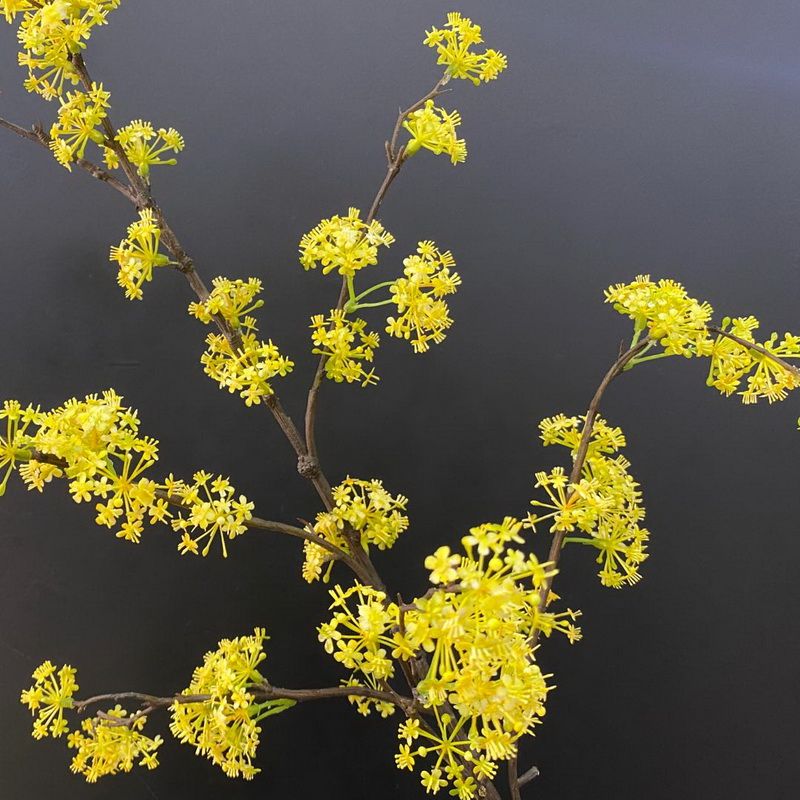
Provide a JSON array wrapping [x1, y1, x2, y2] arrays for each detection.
[[299, 207, 394, 277], [424, 12, 508, 85], [189, 277, 264, 328], [605, 275, 713, 357], [48, 83, 110, 170], [310, 310, 380, 387], [529, 414, 649, 587], [200, 330, 294, 406], [302, 477, 408, 582], [20, 661, 78, 739], [109, 119, 185, 178], [403, 100, 466, 164], [0, 399, 40, 495], [109, 209, 172, 300], [170, 629, 293, 779], [707, 317, 800, 403], [170, 471, 255, 557], [68, 707, 163, 783], [386, 241, 461, 352], [16, 1, 121, 100], [1, 1, 35, 24]]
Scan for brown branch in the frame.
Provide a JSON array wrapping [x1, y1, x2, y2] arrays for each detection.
[[73, 682, 414, 727], [0, 116, 138, 203], [518, 765, 540, 787], [508, 755, 522, 800]]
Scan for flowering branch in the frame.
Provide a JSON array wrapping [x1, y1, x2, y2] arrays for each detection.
[[303, 75, 450, 467]]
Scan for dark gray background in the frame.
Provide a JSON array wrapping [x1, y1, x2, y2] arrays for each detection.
[[2, 1, 800, 797]]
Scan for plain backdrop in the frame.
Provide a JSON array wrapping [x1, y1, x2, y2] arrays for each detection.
[[2, 1, 800, 798]]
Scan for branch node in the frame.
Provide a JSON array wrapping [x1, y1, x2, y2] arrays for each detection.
[[297, 454, 320, 479]]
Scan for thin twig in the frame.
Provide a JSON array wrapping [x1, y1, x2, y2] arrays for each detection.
[[303, 74, 448, 473], [0, 116, 138, 203]]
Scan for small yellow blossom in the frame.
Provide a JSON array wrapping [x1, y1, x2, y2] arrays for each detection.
[[48, 83, 110, 170], [109, 208, 172, 300], [189, 277, 264, 329], [169, 471, 255, 557], [386, 241, 461, 352], [302, 477, 408, 582], [310, 310, 380, 387], [16, 1, 121, 100], [424, 12, 508, 85], [403, 100, 466, 164], [706, 316, 800, 403], [0, 399, 40, 495], [529, 415, 649, 587], [68, 707, 163, 783], [170, 629, 293, 780], [20, 661, 78, 739], [1, 1, 34, 25], [605, 275, 713, 357], [299, 208, 395, 277], [318, 584, 398, 689], [105, 119, 185, 178], [201, 330, 294, 406]]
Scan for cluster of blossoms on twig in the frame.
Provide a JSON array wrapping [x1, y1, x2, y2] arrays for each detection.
[[530, 415, 648, 587], [606, 274, 800, 403], [0, 391, 254, 556], [170, 628, 293, 779], [318, 519, 580, 797], [20, 630, 293, 782], [302, 477, 409, 582], [190, 277, 295, 406]]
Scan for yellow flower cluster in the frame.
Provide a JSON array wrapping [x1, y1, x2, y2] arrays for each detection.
[[302, 477, 409, 583], [319, 523, 578, 798], [403, 100, 467, 164], [170, 628, 293, 780], [707, 316, 800, 403], [310, 310, 380, 387], [48, 82, 109, 169], [0, 399, 39, 495], [386, 241, 461, 352], [68, 707, 163, 782], [605, 275, 713, 357], [169, 471, 255, 558], [104, 119, 185, 178], [299, 207, 395, 277], [11, 1, 120, 100], [530, 415, 649, 588], [15, 390, 168, 542], [189, 277, 264, 329], [188, 275, 293, 406], [318, 584, 398, 715], [1, 390, 259, 556], [424, 12, 508, 85], [20, 661, 78, 739], [201, 331, 294, 406], [109, 208, 172, 300]]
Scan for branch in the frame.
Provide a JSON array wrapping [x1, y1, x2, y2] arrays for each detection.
[[530, 337, 652, 647], [0, 116, 138, 203], [508, 755, 523, 800], [303, 74, 448, 466], [73, 682, 415, 727]]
